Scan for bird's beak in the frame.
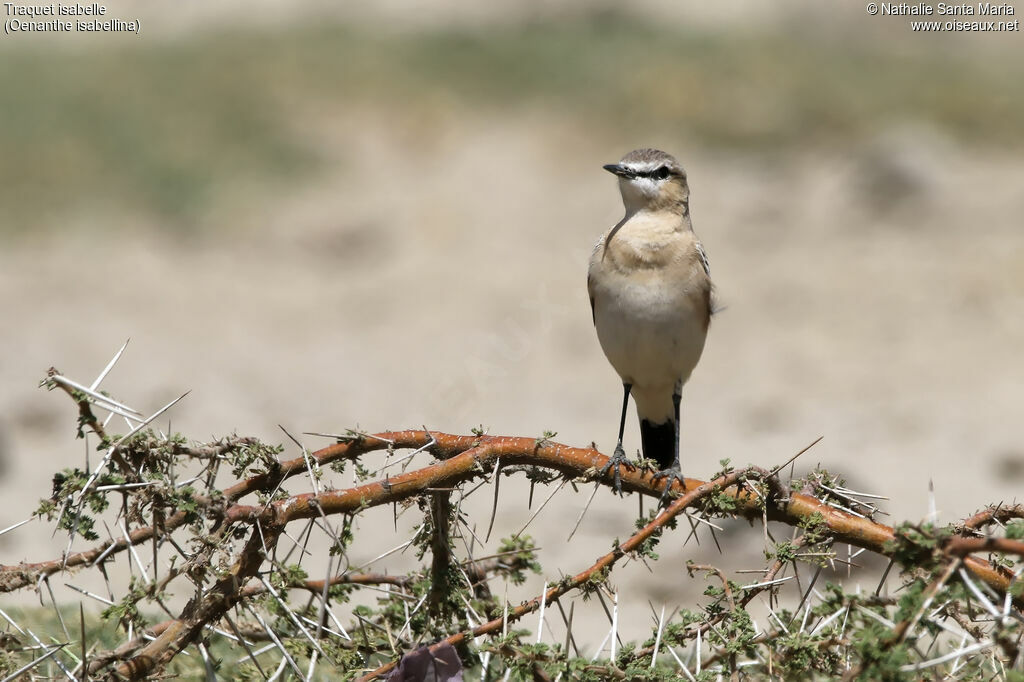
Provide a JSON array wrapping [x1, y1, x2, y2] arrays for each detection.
[[603, 163, 633, 178]]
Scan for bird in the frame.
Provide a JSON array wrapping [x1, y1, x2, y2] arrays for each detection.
[[587, 148, 713, 496]]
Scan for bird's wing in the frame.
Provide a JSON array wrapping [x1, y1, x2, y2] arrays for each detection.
[[695, 240, 711, 277], [693, 239, 722, 319], [587, 235, 607, 327], [587, 271, 596, 326]]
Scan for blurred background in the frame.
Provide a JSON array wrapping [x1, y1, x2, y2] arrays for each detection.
[[2, 0, 1023, 648]]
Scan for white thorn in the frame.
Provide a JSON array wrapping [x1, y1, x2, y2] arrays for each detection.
[[650, 605, 666, 668], [536, 582, 548, 644], [90, 338, 131, 390]]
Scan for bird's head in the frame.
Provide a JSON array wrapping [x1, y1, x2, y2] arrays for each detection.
[[603, 148, 689, 215]]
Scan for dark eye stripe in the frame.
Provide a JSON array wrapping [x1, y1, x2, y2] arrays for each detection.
[[631, 166, 673, 179]]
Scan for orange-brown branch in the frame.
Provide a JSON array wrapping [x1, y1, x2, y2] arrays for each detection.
[[3, 431, 1013, 600], [945, 536, 1024, 558], [217, 432, 1011, 598], [960, 504, 1024, 532]]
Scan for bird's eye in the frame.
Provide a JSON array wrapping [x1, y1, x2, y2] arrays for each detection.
[[655, 166, 671, 180]]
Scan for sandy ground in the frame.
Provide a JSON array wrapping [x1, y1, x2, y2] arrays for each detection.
[[1, 0, 1023, 652]]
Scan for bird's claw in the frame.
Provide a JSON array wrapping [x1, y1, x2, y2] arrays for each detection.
[[651, 465, 687, 507], [599, 444, 633, 496]]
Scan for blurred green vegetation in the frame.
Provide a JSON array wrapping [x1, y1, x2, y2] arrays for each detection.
[[0, 606, 120, 678], [1, 15, 1020, 233], [0, 606, 351, 679]]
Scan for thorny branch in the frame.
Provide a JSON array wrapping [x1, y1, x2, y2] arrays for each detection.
[[356, 466, 760, 681], [4, 375, 1024, 681], [6, 430, 1015, 599]]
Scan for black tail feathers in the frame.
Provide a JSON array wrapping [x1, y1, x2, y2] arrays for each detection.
[[639, 419, 676, 470]]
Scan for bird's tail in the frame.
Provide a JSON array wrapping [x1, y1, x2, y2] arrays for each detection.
[[639, 419, 676, 470]]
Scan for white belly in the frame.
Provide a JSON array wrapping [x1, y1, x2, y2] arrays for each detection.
[[591, 271, 707, 391], [588, 212, 711, 423]]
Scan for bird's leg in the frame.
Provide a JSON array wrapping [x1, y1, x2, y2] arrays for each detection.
[[600, 382, 633, 495], [653, 385, 686, 505]]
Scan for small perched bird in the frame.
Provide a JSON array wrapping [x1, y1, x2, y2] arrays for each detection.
[[587, 148, 713, 494]]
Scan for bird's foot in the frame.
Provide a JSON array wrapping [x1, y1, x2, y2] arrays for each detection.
[[599, 444, 633, 496], [651, 464, 688, 507]]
